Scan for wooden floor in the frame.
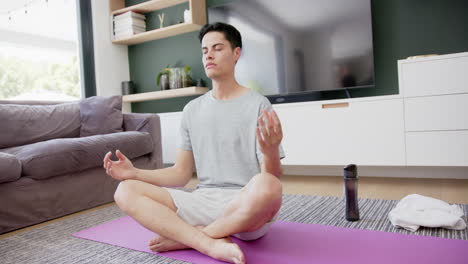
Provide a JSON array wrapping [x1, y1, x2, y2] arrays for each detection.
[[1, 175, 467, 239]]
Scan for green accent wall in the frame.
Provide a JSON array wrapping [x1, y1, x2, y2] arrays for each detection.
[[126, 0, 468, 113]]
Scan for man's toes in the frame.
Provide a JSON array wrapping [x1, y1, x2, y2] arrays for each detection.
[[150, 244, 159, 252], [231, 244, 245, 264], [150, 242, 166, 252], [149, 236, 163, 245], [236, 252, 246, 264]]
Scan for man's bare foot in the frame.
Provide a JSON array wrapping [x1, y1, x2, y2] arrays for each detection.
[[149, 235, 189, 252], [148, 228, 245, 264], [149, 226, 204, 252], [207, 237, 245, 264]]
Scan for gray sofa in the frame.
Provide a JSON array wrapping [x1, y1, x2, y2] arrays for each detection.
[[0, 96, 163, 234]]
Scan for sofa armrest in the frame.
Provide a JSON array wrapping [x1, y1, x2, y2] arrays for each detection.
[[122, 113, 163, 169]]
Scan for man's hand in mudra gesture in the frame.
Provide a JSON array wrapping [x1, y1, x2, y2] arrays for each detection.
[[256, 109, 283, 157]]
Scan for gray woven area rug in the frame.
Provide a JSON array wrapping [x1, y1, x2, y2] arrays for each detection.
[[1, 194, 467, 264]]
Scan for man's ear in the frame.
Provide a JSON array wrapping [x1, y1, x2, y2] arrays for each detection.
[[234, 47, 241, 63]]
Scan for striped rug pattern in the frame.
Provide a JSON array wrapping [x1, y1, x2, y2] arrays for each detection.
[[1, 194, 467, 264]]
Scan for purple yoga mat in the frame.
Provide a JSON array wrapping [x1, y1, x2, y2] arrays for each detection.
[[73, 216, 468, 264]]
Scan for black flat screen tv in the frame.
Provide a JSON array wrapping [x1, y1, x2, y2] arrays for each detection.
[[208, 0, 375, 104]]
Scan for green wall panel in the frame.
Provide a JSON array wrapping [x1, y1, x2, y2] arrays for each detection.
[[343, 0, 468, 100], [126, 0, 468, 113]]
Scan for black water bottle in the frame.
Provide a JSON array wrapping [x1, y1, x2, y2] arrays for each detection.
[[344, 164, 360, 221]]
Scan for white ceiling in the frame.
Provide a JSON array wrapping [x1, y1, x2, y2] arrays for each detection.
[[0, 0, 33, 14]]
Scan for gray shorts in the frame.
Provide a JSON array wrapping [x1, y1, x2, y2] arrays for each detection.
[[164, 187, 276, 241]]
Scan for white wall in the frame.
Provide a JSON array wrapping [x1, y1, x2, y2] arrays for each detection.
[[91, 0, 130, 111]]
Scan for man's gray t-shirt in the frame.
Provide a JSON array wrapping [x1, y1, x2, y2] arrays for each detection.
[[178, 88, 285, 189]]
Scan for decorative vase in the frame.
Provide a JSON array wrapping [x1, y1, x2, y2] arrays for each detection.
[[160, 74, 169, 90], [121, 81, 135, 95], [169, 68, 183, 89], [182, 68, 193, 87], [184, 9, 192, 23], [158, 13, 165, 28]]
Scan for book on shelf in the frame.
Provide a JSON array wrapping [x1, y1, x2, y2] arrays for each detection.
[[114, 11, 145, 21], [114, 28, 145, 37], [113, 10, 146, 40], [114, 24, 146, 32], [114, 27, 145, 39], [114, 17, 146, 28]]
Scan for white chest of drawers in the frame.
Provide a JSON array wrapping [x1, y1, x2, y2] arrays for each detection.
[[398, 52, 468, 166]]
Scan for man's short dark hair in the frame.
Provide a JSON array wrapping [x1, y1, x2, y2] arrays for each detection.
[[198, 22, 242, 50]]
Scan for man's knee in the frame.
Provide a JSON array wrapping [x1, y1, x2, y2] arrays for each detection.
[[250, 173, 282, 202], [114, 180, 177, 213], [240, 173, 282, 219], [114, 179, 139, 213]]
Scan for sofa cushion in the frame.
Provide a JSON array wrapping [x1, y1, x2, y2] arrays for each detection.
[[80, 96, 123, 137], [0, 152, 21, 183], [0, 102, 80, 149], [1, 131, 153, 180]]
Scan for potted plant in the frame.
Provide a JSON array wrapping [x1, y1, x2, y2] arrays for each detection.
[[156, 64, 171, 90]]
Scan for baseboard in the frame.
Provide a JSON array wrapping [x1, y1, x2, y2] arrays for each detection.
[[283, 165, 468, 179]]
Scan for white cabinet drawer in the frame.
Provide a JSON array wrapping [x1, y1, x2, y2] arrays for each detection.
[[406, 130, 468, 166], [404, 93, 468, 131], [400, 54, 468, 97]]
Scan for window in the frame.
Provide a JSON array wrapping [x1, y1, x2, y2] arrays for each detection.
[[0, 0, 81, 101]]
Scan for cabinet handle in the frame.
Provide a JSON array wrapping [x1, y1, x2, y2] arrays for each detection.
[[322, 102, 349, 109]]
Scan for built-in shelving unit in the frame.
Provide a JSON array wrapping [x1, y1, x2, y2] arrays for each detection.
[[109, 0, 206, 45], [122, 86, 209, 103]]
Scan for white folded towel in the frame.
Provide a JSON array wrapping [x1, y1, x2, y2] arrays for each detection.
[[388, 194, 467, 232]]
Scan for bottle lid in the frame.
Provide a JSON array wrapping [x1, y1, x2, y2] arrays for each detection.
[[344, 164, 358, 179]]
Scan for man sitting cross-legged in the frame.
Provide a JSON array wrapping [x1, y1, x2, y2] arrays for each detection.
[[103, 22, 285, 264]]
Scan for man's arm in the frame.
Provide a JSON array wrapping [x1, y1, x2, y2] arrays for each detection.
[[135, 149, 195, 187], [104, 149, 195, 188], [257, 109, 284, 178], [261, 150, 283, 178]]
